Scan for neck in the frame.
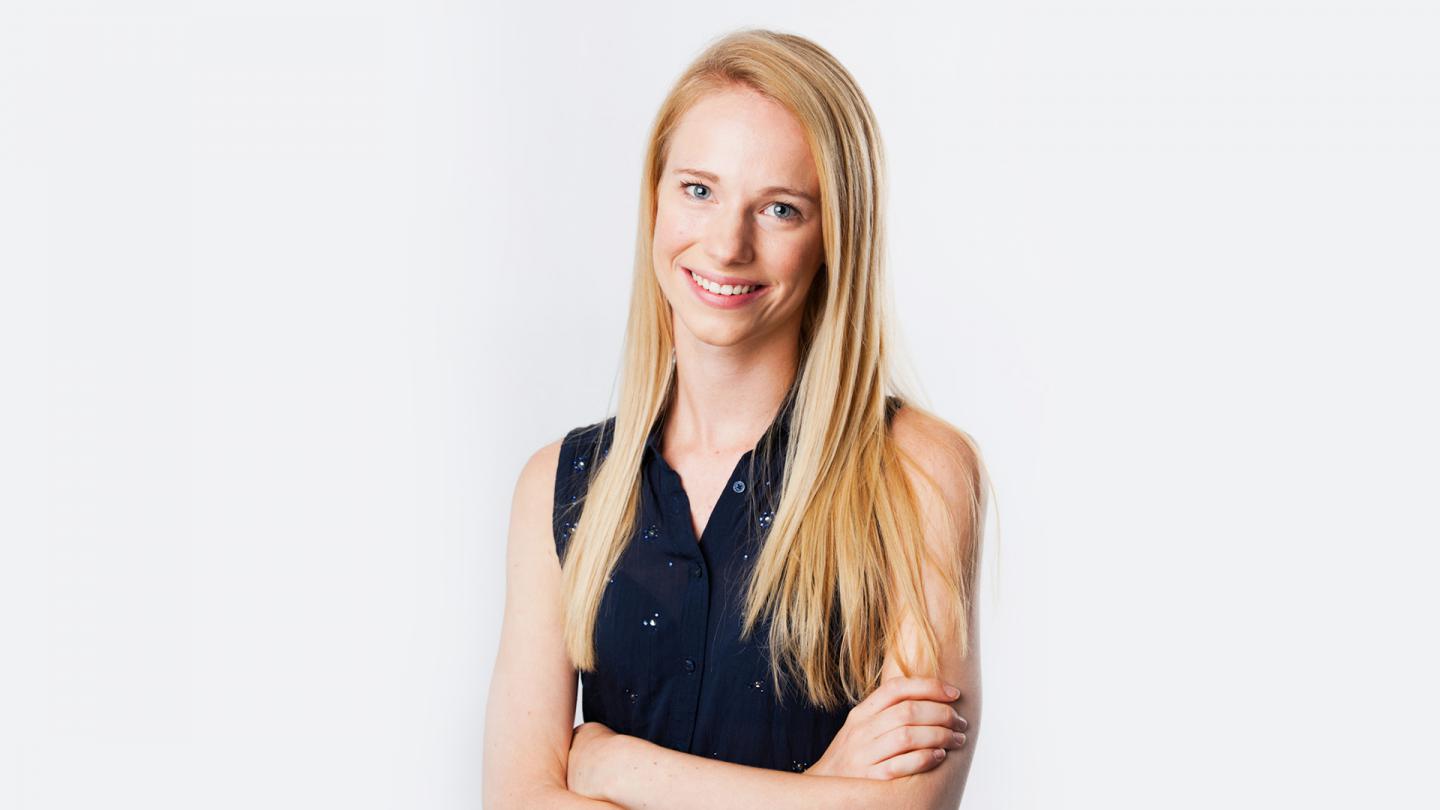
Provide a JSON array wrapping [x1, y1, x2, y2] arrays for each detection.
[[664, 320, 799, 456]]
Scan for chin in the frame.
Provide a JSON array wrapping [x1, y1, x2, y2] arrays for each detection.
[[675, 315, 753, 348]]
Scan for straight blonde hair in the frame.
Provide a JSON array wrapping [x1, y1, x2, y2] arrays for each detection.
[[558, 27, 992, 710]]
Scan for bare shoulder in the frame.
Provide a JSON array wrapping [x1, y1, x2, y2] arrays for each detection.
[[511, 437, 564, 519], [889, 404, 986, 521], [885, 402, 986, 609], [883, 402, 987, 674]]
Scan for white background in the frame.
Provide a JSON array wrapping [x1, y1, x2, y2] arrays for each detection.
[[2, 1, 1436, 808]]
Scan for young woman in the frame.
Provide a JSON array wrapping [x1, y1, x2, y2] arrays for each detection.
[[484, 28, 990, 809]]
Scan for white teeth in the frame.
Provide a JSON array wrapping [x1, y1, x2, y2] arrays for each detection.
[[690, 269, 757, 296]]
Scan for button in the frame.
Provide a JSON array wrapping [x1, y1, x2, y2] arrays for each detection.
[[732, 480, 746, 493], [690, 564, 703, 579], [683, 657, 696, 673]]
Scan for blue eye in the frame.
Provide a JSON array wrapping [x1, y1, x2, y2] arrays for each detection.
[[769, 202, 800, 221], [679, 180, 803, 222]]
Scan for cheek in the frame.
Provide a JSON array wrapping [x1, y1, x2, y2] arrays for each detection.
[[654, 200, 702, 250], [770, 236, 823, 282], [652, 207, 687, 287]]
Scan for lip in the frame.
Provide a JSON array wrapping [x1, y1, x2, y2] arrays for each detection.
[[682, 266, 766, 288], [680, 264, 770, 309]]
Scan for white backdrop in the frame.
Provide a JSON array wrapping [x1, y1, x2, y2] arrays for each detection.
[[3, 1, 1437, 808]]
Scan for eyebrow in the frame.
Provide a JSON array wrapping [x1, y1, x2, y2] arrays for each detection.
[[672, 167, 819, 205]]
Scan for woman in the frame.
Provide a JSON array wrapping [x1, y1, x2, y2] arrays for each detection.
[[484, 28, 990, 809]]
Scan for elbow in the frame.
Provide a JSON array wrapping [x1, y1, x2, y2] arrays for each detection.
[[483, 762, 571, 810], [884, 782, 962, 810], [879, 758, 973, 810], [821, 778, 950, 810], [483, 782, 564, 810], [481, 781, 529, 810]]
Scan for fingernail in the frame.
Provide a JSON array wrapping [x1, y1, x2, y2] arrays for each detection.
[[933, 748, 947, 759], [952, 731, 965, 746], [945, 685, 960, 699]]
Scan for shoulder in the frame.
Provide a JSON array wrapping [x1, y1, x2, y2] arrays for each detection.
[[887, 402, 988, 585], [510, 436, 565, 526], [509, 416, 613, 529], [552, 417, 617, 501], [889, 403, 985, 517], [560, 416, 616, 468], [532, 417, 618, 557]]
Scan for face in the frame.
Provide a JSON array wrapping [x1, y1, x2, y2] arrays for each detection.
[[652, 85, 825, 350]]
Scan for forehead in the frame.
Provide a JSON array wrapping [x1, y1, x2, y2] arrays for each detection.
[[666, 86, 818, 190]]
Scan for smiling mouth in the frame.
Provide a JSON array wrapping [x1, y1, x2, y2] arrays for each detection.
[[684, 266, 767, 296]]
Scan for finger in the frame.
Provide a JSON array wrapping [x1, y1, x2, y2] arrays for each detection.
[[870, 723, 965, 763], [855, 676, 960, 720], [870, 747, 949, 780], [871, 699, 967, 737]]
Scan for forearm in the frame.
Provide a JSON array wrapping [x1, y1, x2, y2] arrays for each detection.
[[597, 734, 899, 810]]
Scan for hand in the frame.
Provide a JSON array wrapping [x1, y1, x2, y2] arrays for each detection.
[[806, 676, 969, 780], [566, 721, 620, 801]]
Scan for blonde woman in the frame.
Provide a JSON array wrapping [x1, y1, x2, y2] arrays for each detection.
[[484, 28, 990, 809]]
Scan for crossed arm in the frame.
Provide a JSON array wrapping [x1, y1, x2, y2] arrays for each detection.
[[486, 415, 982, 809], [566, 682, 978, 810], [560, 411, 984, 809], [565, 598, 981, 810]]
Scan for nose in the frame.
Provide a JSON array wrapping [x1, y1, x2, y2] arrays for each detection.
[[702, 201, 754, 267]]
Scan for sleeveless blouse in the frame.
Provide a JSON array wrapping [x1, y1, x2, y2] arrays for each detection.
[[552, 394, 882, 772]]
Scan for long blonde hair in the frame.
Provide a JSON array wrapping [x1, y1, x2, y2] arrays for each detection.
[[559, 27, 992, 710]]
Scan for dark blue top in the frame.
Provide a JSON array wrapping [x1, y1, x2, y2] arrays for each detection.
[[552, 393, 870, 773]]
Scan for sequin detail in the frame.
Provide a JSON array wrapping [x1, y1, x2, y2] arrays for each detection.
[[551, 394, 872, 773]]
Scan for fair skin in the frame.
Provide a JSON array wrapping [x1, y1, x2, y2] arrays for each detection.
[[482, 84, 982, 809], [647, 83, 824, 540]]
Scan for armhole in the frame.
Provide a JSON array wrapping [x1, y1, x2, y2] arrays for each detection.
[[553, 427, 583, 566], [552, 420, 611, 566]]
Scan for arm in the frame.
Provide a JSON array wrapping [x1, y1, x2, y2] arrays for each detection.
[[573, 414, 986, 810], [482, 439, 624, 809], [583, 733, 915, 809]]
